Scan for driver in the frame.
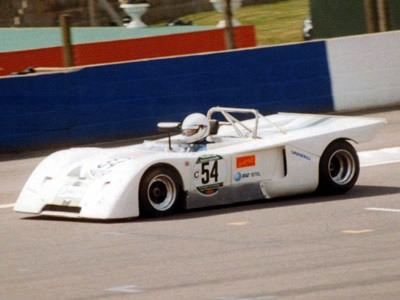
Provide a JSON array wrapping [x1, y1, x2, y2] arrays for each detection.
[[181, 113, 210, 150]]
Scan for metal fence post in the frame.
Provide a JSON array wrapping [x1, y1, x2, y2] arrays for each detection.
[[364, 0, 376, 33], [59, 14, 74, 67], [223, 0, 236, 50], [376, 0, 389, 32], [88, 0, 97, 26]]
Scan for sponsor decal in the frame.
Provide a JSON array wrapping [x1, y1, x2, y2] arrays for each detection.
[[90, 157, 130, 178], [234, 171, 242, 182], [291, 150, 311, 161], [234, 171, 261, 183], [193, 155, 226, 196], [196, 182, 224, 195], [55, 184, 84, 207], [196, 154, 223, 164], [236, 154, 256, 169], [245, 171, 261, 178], [57, 186, 83, 199]]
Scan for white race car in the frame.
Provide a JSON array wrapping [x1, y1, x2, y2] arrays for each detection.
[[14, 107, 385, 219]]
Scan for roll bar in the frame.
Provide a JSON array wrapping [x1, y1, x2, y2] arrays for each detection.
[[207, 106, 286, 139], [206, 107, 261, 139]]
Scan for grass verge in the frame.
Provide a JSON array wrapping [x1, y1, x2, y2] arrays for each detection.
[[176, 0, 310, 46]]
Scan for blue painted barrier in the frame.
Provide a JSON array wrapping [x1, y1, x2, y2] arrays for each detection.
[[0, 41, 333, 152]]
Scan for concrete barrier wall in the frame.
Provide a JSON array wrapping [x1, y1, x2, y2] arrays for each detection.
[[0, 26, 255, 76], [327, 31, 400, 111], [0, 41, 332, 152]]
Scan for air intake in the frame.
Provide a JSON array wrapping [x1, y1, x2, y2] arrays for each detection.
[[41, 205, 81, 214]]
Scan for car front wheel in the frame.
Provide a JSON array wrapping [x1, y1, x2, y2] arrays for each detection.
[[139, 167, 182, 217], [317, 140, 360, 194]]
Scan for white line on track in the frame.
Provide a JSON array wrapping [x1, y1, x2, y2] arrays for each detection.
[[359, 147, 400, 167], [216, 296, 276, 300], [365, 207, 400, 213], [106, 285, 142, 294], [0, 203, 15, 209]]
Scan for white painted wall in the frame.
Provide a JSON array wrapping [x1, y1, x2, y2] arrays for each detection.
[[327, 31, 400, 111]]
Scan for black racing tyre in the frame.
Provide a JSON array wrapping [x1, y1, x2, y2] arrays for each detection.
[[139, 167, 182, 217], [317, 140, 360, 195]]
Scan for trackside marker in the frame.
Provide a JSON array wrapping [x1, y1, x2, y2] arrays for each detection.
[[365, 207, 400, 213], [0, 203, 15, 209]]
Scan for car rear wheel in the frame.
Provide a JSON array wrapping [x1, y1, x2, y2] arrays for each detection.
[[317, 140, 359, 194], [139, 167, 182, 217]]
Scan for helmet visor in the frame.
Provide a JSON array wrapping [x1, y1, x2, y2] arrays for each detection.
[[182, 128, 198, 137]]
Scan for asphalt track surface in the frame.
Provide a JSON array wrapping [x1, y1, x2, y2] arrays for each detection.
[[1, 107, 400, 300]]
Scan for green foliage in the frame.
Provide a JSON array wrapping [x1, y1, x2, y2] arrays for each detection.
[[177, 0, 310, 45]]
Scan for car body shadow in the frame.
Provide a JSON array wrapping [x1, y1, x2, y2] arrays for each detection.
[[150, 184, 400, 222], [22, 184, 400, 224]]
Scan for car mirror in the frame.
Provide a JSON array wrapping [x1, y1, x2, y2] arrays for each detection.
[[157, 122, 181, 150], [157, 122, 181, 133]]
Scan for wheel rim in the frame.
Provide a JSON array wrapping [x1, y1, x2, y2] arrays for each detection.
[[147, 174, 177, 211], [328, 149, 356, 185]]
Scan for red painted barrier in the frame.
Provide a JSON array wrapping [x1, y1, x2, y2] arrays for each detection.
[[0, 47, 63, 76], [0, 26, 255, 76]]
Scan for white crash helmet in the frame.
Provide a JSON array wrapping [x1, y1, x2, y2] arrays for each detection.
[[181, 113, 209, 144]]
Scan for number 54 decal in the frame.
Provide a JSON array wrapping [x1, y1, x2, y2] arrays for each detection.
[[201, 160, 218, 184], [193, 155, 227, 196]]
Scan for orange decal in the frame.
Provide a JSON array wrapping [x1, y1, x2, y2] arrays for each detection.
[[236, 155, 256, 169]]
